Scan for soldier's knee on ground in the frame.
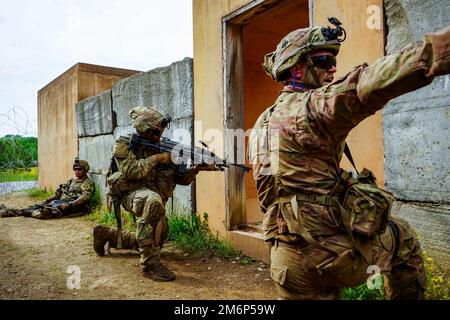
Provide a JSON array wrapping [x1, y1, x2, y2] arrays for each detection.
[[270, 241, 343, 300], [93, 225, 138, 256], [383, 218, 427, 300]]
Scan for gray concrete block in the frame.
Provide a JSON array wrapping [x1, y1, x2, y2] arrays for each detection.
[[167, 117, 194, 145], [79, 135, 115, 175], [112, 58, 193, 128], [114, 125, 135, 140], [167, 185, 194, 214], [392, 201, 450, 272], [383, 105, 450, 202], [383, 0, 450, 203], [76, 91, 114, 137], [383, 77, 450, 112], [384, 0, 450, 54]]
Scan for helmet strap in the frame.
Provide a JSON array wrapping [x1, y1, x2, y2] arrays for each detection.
[[304, 54, 323, 88]]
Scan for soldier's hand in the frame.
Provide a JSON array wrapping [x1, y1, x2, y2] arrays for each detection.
[[58, 203, 70, 210], [153, 152, 173, 165], [195, 163, 221, 172]]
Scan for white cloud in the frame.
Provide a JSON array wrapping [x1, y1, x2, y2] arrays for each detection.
[[0, 0, 193, 137]]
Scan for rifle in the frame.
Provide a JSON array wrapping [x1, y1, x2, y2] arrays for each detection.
[[107, 156, 124, 249], [128, 133, 252, 173]]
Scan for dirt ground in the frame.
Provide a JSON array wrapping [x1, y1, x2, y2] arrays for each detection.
[[0, 192, 277, 300]]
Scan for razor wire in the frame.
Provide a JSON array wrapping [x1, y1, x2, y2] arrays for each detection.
[[0, 106, 38, 195]]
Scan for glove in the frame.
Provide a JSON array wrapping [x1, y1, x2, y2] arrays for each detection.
[[152, 152, 173, 165], [58, 203, 70, 210]]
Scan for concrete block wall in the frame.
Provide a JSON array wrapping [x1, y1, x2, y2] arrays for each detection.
[[76, 58, 195, 213], [383, 0, 450, 271]]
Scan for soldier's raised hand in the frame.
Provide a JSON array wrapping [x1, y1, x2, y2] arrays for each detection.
[[195, 163, 221, 172], [153, 152, 173, 165]]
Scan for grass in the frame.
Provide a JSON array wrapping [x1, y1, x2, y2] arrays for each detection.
[[85, 201, 241, 260], [423, 251, 450, 300], [84, 207, 136, 232], [167, 211, 240, 259], [26, 187, 53, 200], [344, 279, 385, 300], [0, 167, 38, 182], [342, 251, 450, 300]]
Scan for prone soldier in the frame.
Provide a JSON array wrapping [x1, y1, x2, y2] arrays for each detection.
[[0, 158, 94, 219]]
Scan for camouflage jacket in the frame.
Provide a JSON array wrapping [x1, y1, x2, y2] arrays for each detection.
[[112, 134, 198, 204], [54, 176, 94, 207], [248, 27, 450, 241]]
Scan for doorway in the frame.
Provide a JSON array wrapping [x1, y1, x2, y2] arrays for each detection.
[[223, 0, 310, 231]]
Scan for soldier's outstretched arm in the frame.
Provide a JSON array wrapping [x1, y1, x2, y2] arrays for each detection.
[[357, 25, 450, 108], [310, 26, 449, 139]]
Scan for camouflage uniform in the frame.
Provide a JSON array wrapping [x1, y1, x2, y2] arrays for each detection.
[[248, 25, 450, 299], [95, 106, 199, 281], [0, 160, 94, 219]]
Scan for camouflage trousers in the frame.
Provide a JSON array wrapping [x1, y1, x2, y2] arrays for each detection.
[[122, 188, 168, 269], [0, 202, 88, 219], [270, 217, 426, 300]]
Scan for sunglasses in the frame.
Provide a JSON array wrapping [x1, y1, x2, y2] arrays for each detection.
[[310, 55, 337, 70], [148, 129, 163, 136], [73, 167, 84, 172]]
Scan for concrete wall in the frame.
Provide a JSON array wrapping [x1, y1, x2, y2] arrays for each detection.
[[38, 63, 139, 191], [383, 0, 450, 271], [76, 58, 195, 212]]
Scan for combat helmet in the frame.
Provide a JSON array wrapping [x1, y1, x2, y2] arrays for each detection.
[[262, 17, 346, 83], [73, 157, 90, 172], [129, 106, 172, 133]]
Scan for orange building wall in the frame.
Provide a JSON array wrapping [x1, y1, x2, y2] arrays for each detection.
[[193, 0, 254, 235], [194, 0, 386, 257], [37, 63, 139, 191]]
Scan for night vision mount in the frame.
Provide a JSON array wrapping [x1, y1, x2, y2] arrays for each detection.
[[321, 17, 346, 42], [161, 114, 172, 129]]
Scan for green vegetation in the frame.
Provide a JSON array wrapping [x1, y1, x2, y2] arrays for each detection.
[[343, 251, 450, 300], [90, 185, 102, 209], [423, 252, 450, 300], [344, 280, 385, 300], [84, 208, 136, 232], [86, 203, 241, 260], [0, 167, 38, 182], [167, 211, 240, 259], [26, 187, 53, 200], [0, 135, 37, 169]]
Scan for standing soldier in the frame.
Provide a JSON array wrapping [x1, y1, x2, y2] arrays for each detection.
[[0, 158, 94, 219], [93, 106, 216, 282], [248, 19, 449, 299]]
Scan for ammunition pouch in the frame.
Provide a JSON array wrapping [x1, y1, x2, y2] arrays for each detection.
[[338, 168, 394, 238]]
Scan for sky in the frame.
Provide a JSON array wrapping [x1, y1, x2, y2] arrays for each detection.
[[0, 0, 193, 138]]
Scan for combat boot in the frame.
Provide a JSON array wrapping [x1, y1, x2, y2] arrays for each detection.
[[142, 261, 176, 282], [0, 208, 22, 218], [93, 224, 138, 256]]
